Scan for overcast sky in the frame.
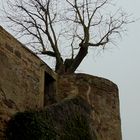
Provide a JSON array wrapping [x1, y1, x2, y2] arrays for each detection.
[[0, 0, 140, 140]]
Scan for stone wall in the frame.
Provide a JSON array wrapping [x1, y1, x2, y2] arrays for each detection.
[[0, 26, 56, 139], [57, 74, 122, 140], [0, 26, 122, 140]]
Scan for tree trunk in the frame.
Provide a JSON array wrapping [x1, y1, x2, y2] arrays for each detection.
[[55, 61, 65, 74], [55, 45, 88, 74], [66, 46, 88, 73]]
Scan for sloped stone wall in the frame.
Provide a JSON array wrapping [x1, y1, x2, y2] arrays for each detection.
[[0, 26, 56, 139], [57, 73, 122, 140]]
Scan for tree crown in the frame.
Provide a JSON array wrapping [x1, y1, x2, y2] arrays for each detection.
[[3, 0, 132, 74]]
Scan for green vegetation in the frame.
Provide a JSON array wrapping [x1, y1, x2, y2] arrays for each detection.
[[6, 111, 56, 140], [6, 97, 96, 140], [61, 113, 91, 140]]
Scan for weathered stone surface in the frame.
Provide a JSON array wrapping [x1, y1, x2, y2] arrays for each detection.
[[6, 97, 97, 140], [57, 74, 122, 140], [0, 26, 57, 139]]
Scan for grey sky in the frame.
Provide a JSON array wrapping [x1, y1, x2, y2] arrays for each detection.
[[0, 0, 140, 140]]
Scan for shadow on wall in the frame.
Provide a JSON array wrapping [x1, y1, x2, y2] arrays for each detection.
[[44, 72, 57, 106]]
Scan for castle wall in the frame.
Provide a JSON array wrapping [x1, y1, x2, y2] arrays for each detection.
[[57, 74, 122, 140], [0, 26, 122, 140], [0, 26, 56, 139]]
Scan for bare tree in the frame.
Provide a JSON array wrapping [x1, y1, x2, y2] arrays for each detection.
[[3, 0, 131, 74]]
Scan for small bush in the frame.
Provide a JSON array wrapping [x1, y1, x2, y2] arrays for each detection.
[[61, 113, 91, 140], [6, 111, 56, 140]]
